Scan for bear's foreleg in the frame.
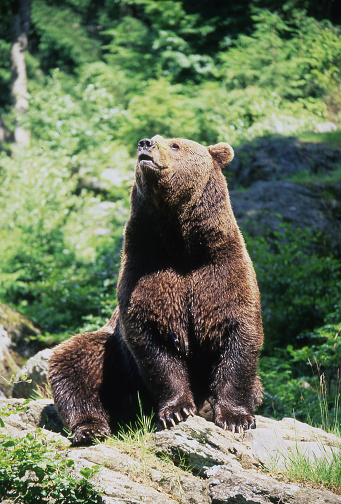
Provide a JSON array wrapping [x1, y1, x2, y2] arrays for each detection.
[[125, 335, 197, 428], [210, 337, 262, 432]]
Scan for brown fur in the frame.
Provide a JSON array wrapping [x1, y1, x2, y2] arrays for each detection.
[[48, 136, 263, 445]]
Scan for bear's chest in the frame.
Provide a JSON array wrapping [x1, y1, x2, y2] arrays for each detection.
[[124, 264, 230, 354]]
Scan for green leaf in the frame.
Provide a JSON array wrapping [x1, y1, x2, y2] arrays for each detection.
[[79, 466, 94, 479], [26, 432, 35, 442]]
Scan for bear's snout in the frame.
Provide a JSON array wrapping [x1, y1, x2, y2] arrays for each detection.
[[138, 138, 155, 151]]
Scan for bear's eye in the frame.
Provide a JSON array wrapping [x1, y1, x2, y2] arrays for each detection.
[[171, 143, 180, 151]]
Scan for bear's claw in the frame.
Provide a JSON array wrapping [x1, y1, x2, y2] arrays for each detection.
[[158, 397, 197, 428], [214, 403, 256, 433], [70, 423, 111, 446]]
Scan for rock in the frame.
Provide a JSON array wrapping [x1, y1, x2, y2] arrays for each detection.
[[0, 303, 43, 397], [206, 465, 340, 504], [230, 180, 341, 257], [71, 445, 209, 504], [0, 325, 20, 397], [224, 136, 341, 258], [1, 399, 340, 504], [152, 415, 341, 503], [228, 136, 341, 188], [152, 414, 340, 471], [12, 348, 53, 399], [0, 398, 64, 435], [0, 301, 40, 353]]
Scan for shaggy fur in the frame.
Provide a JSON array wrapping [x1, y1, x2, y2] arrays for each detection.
[[48, 135, 264, 445]]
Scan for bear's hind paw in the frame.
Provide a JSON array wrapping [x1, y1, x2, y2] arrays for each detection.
[[70, 422, 111, 446]]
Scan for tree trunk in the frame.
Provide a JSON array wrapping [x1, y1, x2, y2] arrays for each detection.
[[11, 0, 31, 148]]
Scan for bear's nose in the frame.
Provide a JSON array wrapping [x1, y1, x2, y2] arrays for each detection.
[[138, 138, 155, 151]]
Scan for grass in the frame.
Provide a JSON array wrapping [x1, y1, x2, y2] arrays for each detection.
[[266, 361, 341, 495], [267, 441, 341, 495], [105, 393, 156, 453], [289, 166, 341, 183], [302, 359, 341, 437], [102, 395, 198, 502], [298, 130, 341, 148], [285, 446, 341, 494]]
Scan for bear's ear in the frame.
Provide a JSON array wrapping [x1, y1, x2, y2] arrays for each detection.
[[208, 142, 234, 168]]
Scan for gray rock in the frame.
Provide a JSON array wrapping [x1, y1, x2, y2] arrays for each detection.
[[225, 136, 341, 258], [228, 137, 341, 187], [206, 465, 341, 503], [230, 180, 341, 257], [0, 324, 20, 397], [12, 348, 53, 399], [0, 398, 63, 433], [71, 444, 209, 504], [0, 301, 40, 352], [1, 399, 340, 504]]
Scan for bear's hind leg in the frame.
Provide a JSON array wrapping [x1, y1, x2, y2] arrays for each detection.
[[48, 308, 135, 445]]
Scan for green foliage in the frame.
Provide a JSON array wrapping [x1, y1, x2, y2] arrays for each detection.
[[0, 39, 11, 107], [0, 137, 126, 336], [259, 353, 306, 420], [259, 352, 340, 431], [0, 430, 103, 503], [251, 224, 341, 428], [289, 303, 341, 377], [285, 304, 341, 430], [31, 0, 100, 71], [219, 10, 341, 101], [246, 224, 341, 349], [2, 2, 340, 153], [119, 78, 200, 150], [103, 0, 215, 83], [27, 69, 128, 161]]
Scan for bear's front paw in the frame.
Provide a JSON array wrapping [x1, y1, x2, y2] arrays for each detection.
[[158, 395, 197, 429], [70, 422, 111, 446], [214, 403, 256, 433]]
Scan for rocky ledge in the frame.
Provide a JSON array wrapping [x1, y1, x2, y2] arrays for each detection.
[[1, 398, 340, 504]]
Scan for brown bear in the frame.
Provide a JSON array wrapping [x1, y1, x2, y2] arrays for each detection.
[[48, 135, 264, 445]]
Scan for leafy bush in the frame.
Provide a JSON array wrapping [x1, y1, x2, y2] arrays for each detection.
[[0, 430, 103, 503], [286, 304, 341, 430], [258, 353, 306, 420], [246, 224, 341, 349], [31, 0, 100, 72], [0, 143, 126, 337], [219, 10, 341, 103], [259, 351, 340, 432], [289, 303, 341, 377]]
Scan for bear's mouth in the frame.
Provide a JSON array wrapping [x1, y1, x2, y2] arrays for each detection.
[[138, 153, 160, 170]]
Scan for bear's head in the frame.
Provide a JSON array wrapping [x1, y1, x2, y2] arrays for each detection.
[[135, 135, 234, 208]]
